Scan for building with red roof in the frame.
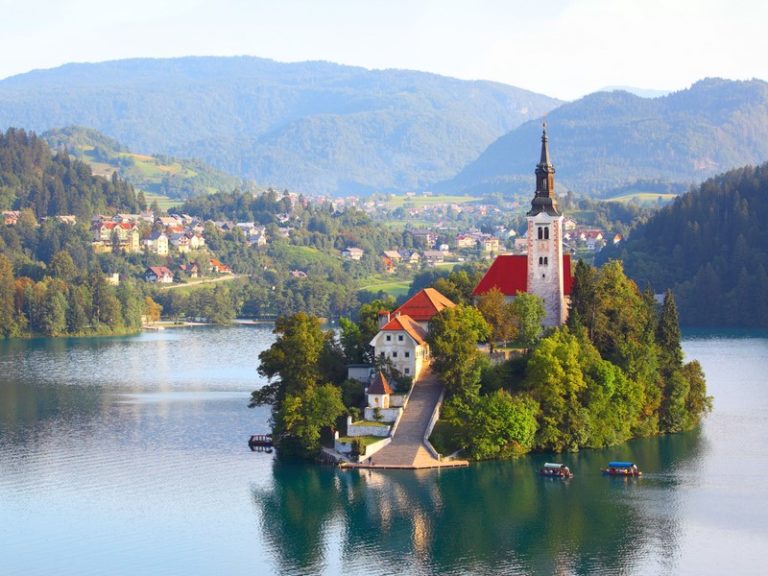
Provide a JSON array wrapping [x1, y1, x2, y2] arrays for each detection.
[[473, 125, 573, 326], [369, 288, 456, 380]]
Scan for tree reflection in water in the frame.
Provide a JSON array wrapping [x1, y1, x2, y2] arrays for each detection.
[[252, 429, 704, 575]]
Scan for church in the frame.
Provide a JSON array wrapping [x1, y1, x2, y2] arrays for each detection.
[[473, 125, 573, 327]]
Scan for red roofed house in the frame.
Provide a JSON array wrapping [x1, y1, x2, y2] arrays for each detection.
[[473, 125, 573, 327], [145, 266, 174, 284], [369, 288, 456, 380]]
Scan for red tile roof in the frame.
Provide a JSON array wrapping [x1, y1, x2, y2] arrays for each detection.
[[380, 315, 427, 345], [368, 371, 393, 395], [393, 288, 455, 322], [473, 254, 572, 297]]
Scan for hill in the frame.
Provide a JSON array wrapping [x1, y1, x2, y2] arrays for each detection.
[[598, 162, 768, 327], [43, 126, 251, 200], [0, 127, 139, 218], [440, 78, 768, 198], [0, 56, 561, 196]]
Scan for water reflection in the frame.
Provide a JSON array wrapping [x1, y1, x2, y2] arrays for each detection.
[[252, 428, 704, 576]]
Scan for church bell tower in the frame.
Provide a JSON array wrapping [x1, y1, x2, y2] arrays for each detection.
[[526, 124, 566, 326]]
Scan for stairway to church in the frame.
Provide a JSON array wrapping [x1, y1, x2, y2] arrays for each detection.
[[360, 370, 467, 469]]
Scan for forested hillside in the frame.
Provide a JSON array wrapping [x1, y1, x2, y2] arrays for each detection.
[[599, 163, 768, 327], [0, 56, 560, 195], [442, 78, 768, 198], [0, 128, 140, 217]]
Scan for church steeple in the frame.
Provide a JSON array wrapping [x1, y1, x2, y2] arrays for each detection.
[[527, 122, 561, 217]]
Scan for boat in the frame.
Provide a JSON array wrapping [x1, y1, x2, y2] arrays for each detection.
[[539, 462, 573, 479], [248, 434, 274, 452], [601, 461, 641, 476]]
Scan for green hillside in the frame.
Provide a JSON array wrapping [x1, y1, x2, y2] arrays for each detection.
[[43, 126, 251, 200]]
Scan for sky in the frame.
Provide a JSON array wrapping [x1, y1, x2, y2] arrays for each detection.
[[2, 0, 767, 100]]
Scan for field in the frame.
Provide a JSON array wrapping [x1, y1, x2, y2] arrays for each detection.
[[605, 191, 678, 205], [357, 277, 411, 298], [383, 193, 477, 208]]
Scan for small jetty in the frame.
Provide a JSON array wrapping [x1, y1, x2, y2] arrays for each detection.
[[601, 461, 641, 477], [248, 434, 274, 452], [539, 462, 573, 479]]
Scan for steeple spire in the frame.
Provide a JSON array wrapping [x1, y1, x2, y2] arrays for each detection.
[[527, 121, 561, 217]]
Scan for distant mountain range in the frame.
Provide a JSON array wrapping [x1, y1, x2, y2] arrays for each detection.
[[0, 56, 560, 196], [440, 78, 768, 198], [2, 59, 767, 199]]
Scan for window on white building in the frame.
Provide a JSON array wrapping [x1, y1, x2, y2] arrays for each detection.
[[398, 334, 404, 341], [386, 335, 391, 342], [405, 351, 410, 358]]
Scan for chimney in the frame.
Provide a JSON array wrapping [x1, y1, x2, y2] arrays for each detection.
[[378, 310, 390, 328]]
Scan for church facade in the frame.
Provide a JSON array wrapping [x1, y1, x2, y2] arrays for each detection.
[[473, 125, 572, 327]]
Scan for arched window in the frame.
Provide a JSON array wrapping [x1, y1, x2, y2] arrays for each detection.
[[537, 227, 543, 240], [544, 227, 550, 240]]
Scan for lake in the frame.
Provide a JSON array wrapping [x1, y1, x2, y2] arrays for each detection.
[[0, 326, 766, 576]]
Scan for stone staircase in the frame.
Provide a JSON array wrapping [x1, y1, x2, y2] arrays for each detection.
[[356, 370, 467, 469]]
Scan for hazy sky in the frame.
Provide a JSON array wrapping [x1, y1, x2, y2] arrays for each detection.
[[3, 0, 766, 100]]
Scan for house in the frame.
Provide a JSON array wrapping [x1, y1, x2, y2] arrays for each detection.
[[382, 256, 396, 273], [169, 233, 191, 253], [455, 234, 477, 249], [383, 250, 402, 263], [481, 237, 500, 253], [369, 314, 429, 380], [179, 262, 199, 278], [2, 210, 20, 225], [209, 258, 232, 274], [143, 232, 169, 256], [188, 233, 205, 250], [93, 221, 140, 253], [473, 126, 573, 327], [145, 266, 174, 284], [423, 250, 446, 264], [369, 287, 456, 380], [367, 370, 393, 409], [343, 247, 364, 260]]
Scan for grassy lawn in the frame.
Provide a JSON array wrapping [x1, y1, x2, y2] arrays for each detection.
[[605, 192, 678, 205], [143, 191, 180, 211], [338, 435, 386, 447], [358, 278, 411, 298]]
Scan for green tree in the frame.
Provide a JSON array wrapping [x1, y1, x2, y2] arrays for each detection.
[[428, 304, 490, 399], [0, 254, 18, 337], [49, 251, 77, 282], [511, 291, 545, 351], [476, 287, 517, 351]]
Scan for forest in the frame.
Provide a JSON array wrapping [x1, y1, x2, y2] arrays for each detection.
[[601, 162, 768, 327]]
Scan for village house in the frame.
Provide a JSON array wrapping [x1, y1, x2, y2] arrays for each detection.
[[343, 247, 364, 260], [209, 258, 232, 274], [92, 221, 140, 253], [144, 266, 174, 284], [369, 287, 456, 380], [2, 210, 20, 225], [169, 233, 191, 253], [143, 231, 169, 256]]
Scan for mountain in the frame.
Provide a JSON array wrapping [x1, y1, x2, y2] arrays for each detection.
[[43, 126, 252, 200], [0, 56, 561, 196], [440, 78, 768, 198], [598, 162, 768, 327]]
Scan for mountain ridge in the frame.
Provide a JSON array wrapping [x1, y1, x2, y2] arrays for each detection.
[[439, 77, 768, 197], [0, 56, 561, 195]]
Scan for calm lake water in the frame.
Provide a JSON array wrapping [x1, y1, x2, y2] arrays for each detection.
[[0, 326, 766, 576]]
